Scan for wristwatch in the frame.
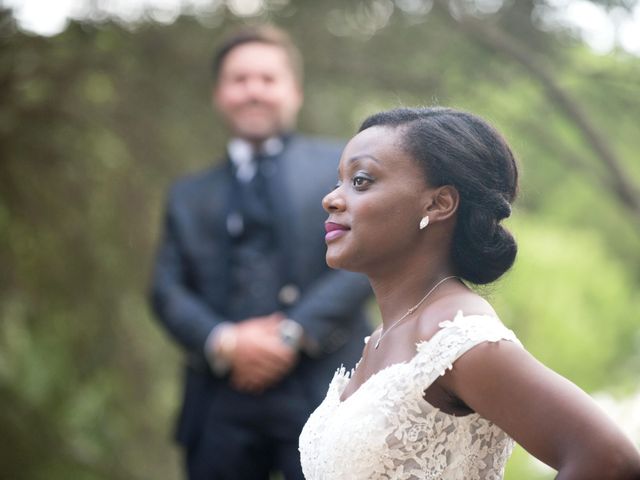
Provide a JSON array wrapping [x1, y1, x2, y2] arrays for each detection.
[[206, 323, 237, 376], [279, 318, 304, 350]]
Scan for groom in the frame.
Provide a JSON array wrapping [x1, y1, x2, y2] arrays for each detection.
[[150, 25, 371, 480]]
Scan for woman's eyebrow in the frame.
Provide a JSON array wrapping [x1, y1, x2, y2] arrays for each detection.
[[348, 154, 381, 164]]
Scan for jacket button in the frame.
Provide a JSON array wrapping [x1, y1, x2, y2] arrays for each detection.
[[278, 284, 300, 305]]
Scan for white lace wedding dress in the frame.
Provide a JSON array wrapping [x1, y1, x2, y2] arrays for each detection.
[[299, 312, 522, 480]]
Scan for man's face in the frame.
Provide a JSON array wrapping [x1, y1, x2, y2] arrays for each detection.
[[214, 42, 303, 143]]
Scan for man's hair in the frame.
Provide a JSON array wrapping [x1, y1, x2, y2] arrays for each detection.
[[212, 24, 303, 84]]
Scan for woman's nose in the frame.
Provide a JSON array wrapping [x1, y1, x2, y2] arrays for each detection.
[[322, 188, 346, 213]]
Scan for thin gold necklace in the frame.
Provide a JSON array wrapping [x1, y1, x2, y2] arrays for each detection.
[[374, 275, 458, 350]]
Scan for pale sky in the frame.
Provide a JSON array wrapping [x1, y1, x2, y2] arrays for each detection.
[[2, 0, 640, 56]]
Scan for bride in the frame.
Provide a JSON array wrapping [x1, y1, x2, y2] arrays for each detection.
[[299, 107, 640, 479]]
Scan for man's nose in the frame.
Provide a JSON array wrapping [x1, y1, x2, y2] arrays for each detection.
[[244, 77, 268, 98]]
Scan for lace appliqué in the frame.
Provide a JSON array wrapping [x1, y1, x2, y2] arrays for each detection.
[[299, 312, 522, 480]]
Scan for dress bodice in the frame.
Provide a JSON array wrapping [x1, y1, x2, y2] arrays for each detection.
[[299, 312, 522, 480]]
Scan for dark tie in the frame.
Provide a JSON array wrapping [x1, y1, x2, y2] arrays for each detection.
[[240, 152, 274, 238]]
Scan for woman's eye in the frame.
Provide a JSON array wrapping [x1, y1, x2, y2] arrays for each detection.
[[352, 175, 372, 189]]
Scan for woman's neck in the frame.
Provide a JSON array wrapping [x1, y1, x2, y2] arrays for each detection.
[[368, 258, 456, 330]]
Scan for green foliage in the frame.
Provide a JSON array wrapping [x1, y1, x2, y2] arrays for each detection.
[[1, 2, 639, 478], [493, 215, 640, 390]]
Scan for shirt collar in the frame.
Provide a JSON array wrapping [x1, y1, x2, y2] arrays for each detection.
[[227, 137, 285, 183]]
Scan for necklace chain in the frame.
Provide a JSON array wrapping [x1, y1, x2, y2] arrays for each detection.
[[374, 275, 458, 350]]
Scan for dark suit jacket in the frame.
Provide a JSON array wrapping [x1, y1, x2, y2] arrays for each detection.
[[150, 134, 371, 447]]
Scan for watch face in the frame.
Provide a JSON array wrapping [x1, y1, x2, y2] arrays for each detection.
[[280, 320, 303, 348]]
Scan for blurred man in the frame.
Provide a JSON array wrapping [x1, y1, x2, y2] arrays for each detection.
[[150, 25, 371, 480]]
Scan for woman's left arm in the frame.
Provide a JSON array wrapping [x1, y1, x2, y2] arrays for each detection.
[[443, 340, 640, 479]]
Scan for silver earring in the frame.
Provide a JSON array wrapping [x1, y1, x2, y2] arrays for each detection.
[[419, 216, 429, 230]]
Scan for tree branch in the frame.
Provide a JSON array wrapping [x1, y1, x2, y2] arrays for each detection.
[[435, 0, 640, 219]]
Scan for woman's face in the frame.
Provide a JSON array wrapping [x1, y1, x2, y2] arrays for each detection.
[[322, 125, 432, 273]]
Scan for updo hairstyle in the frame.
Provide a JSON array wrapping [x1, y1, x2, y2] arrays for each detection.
[[359, 107, 519, 285]]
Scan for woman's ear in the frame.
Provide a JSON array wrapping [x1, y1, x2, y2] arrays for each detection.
[[423, 186, 459, 223]]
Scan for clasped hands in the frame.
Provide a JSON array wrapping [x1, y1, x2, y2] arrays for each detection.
[[216, 313, 299, 393]]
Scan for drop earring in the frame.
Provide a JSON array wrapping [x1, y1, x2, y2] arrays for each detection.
[[419, 216, 429, 230]]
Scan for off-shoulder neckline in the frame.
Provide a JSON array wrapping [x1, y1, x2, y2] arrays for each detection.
[[336, 311, 502, 404]]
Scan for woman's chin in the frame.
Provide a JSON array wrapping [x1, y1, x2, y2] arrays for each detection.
[[325, 252, 342, 270], [326, 248, 351, 270], [326, 250, 360, 272]]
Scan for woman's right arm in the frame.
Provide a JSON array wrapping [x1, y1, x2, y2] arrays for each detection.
[[441, 340, 640, 479]]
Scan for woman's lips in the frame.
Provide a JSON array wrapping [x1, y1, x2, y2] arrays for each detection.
[[325, 222, 349, 242]]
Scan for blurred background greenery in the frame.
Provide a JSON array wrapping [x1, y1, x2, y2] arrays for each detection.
[[1, 0, 639, 478]]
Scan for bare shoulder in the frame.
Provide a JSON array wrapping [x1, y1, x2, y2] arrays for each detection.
[[411, 289, 499, 343], [442, 335, 640, 476]]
